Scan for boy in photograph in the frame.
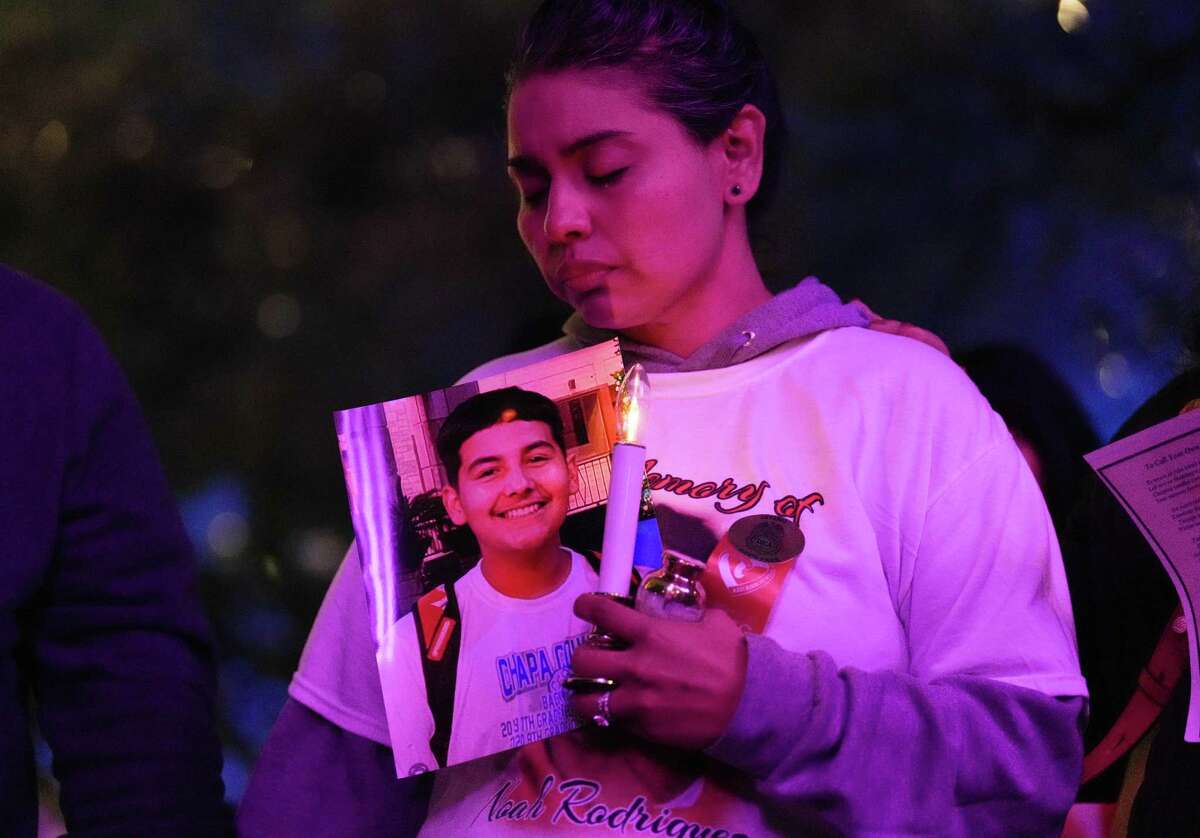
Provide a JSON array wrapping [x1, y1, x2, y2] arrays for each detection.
[[378, 386, 599, 775]]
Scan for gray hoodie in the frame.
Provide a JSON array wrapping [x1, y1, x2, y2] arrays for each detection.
[[239, 277, 1084, 835]]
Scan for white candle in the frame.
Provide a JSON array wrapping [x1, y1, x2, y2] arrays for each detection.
[[598, 364, 650, 595]]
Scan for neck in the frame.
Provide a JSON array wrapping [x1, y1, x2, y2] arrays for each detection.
[[479, 542, 572, 599], [621, 224, 771, 358]]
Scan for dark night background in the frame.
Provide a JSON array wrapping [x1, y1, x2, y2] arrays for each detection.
[[2, 0, 1197, 806]]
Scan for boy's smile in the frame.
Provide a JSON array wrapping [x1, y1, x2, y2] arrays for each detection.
[[498, 500, 548, 519]]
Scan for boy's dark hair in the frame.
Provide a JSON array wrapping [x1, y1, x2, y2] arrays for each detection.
[[435, 387, 567, 487], [507, 0, 785, 225]]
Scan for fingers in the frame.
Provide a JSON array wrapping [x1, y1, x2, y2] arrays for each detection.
[[853, 298, 952, 358], [866, 318, 951, 357], [570, 642, 636, 683], [848, 297, 880, 321], [866, 317, 902, 334], [567, 594, 643, 731], [568, 686, 623, 729], [574, 592, 651, 643], [565, 604, 749, 747]]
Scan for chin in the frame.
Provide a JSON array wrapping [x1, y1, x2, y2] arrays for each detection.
[[497, 527, 558, 555], [575, 303, 650, 333]]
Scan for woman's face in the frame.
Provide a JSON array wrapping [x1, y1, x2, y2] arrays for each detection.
[[506, 68, 730, 334]]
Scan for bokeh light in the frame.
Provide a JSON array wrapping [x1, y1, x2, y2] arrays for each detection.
[[207, 511, 251, 561], [1057, 0, 1089, 33], [197, 145, 253, 190], [1097, 352, 1132, 399], [32, 120, 69, 165], [256, 292, 302, 339], [293, 527, 348, 578]]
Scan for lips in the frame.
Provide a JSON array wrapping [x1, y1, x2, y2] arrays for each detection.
[[553, 259, 613, 294]]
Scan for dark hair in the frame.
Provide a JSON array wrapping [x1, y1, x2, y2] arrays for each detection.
[[435, 387, 567, 486], [508, 0, 785, 223], [957, 343, 1099, 532]]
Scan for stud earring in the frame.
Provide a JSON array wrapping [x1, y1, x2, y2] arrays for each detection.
[[730, 184, 743, 197]]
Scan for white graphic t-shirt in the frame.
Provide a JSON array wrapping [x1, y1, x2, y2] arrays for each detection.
[[412, 327, 1085, 835], [377, 550, 596, 774]]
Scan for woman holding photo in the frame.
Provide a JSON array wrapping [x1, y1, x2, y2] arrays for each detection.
[[241, 2, 1086, 834]]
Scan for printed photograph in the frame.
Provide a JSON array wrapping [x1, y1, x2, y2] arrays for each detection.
[[334, 341, 631, 774]]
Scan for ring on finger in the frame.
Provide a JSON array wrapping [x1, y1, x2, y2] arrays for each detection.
[[592, 689, 613, 728], [564, 674, 617, 693]]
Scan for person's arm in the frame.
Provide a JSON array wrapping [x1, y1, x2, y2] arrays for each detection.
[[572, 596, 1083, 833], [572, 435, 1087, 833], [711, 643, 1085, 833], [238, 698, 431, 836], [239, 546, 435, 832], [32, 304, 228, 835]]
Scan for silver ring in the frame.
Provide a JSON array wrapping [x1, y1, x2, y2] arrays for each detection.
[[592, 690, 612, 728], [563, 674, 616, 693]]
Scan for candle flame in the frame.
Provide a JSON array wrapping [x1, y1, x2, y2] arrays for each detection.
[[616, 363, 649, 444]]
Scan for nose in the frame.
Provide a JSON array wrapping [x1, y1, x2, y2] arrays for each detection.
[[501, 465, 534, 496], [543, 181, 591, 243]]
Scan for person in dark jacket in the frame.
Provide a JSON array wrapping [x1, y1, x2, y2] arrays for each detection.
[[1064, 364, 1200, 835], [0, 265, 228, 836]]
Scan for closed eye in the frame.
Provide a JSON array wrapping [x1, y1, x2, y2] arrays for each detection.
[[509, 168, 549, 208], [588, 167, 628, 187], [521, 188, 548, 208]]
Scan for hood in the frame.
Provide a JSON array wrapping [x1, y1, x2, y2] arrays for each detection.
[[562, 276, 868, 373]]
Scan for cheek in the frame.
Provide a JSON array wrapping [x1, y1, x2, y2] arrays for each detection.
[[460, 489, 488, 518], [517, 210, 566, 294], [516, 211, 540, 258], [617, 182, 721, 277]]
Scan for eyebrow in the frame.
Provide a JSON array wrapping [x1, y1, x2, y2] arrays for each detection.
[[464, 440, 557, 473], [507, 130, 633, 173]]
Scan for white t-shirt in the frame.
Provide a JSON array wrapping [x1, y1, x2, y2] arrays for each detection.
[[378, 549, 596, 774], [637, 327, 1083, 695], [291, 326, 1086, 834], [410, 328, 1085, 835]]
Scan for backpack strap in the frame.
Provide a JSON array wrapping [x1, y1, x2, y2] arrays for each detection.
[[414, 581, 462, 769]]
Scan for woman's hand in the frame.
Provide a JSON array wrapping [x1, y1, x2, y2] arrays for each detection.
[[567, 593, 748, 751], [852, 299, 951, 357]]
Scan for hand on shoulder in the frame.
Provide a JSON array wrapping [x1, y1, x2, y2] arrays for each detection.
[[851, 299, 951, 357]]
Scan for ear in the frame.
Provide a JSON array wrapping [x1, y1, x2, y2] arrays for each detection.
[[566, 453, 579, 497], [441, 484, 467, 527], [716, 103, 766, 206]]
